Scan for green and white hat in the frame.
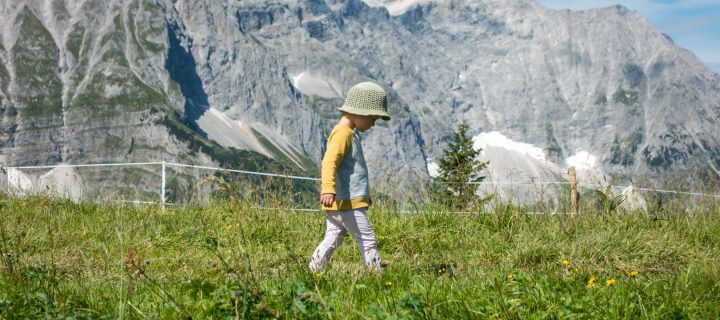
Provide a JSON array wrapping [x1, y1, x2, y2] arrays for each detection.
[[338, 82, 391, 121]]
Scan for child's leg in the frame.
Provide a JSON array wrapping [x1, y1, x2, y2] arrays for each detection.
[[339, 208, 381, 271], [309, 212, 347, 271]]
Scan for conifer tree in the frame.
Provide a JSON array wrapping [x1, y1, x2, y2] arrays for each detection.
[[434, 121, 487, 209]]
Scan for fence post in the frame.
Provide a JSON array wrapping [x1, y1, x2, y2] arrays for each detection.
[[569, 166, 577, 214], [2, 166, 8, 194], [161, 161, 166, 209]]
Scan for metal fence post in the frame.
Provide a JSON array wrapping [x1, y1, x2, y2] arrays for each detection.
[[161, 161, 166, 209], [569, 166, 577, 214]]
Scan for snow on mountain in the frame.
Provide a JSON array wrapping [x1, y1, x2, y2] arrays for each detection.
[[565, 151, 597, 171], [291, 72, 342, 99], [8, 165, 83, 201], [361, 0, 428, 15], [197, 108, 311, 170], [197, 108, 272, 156], [474, 131, 561, 183]]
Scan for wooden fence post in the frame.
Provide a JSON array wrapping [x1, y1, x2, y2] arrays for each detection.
[[569, 166, 577, 214]]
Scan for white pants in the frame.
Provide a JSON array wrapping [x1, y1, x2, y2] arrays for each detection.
[[309, 208, 381, 271]]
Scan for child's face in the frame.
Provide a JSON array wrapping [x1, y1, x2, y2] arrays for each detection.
[[355, 115, 380, 132]]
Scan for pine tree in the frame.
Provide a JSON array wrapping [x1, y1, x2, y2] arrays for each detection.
[[434, 121, 487, 209]]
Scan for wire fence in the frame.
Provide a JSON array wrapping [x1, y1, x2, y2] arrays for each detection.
[[1, 161, 719, 213]]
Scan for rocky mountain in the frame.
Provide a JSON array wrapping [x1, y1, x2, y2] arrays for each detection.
[[1, 0, 719, 199]]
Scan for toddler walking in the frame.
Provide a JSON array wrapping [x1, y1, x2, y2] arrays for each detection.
[[309, 82, 391, 271]]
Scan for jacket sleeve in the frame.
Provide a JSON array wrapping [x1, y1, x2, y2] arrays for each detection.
[[320, 127, 353, 194]]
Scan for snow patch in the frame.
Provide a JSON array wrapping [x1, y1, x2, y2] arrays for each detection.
[[8, 168, 33, 191], [473, 132, 603, 179], [426, 159, 439, 178], [197, 108, 271, 157], [197, 108, 309, 170], [40, 166, 84, 200], [384, 0, 423, 15], [291, 72, 341, 99], [361, 0, 427, 16], [564, 150, 606, 188], [565, 151, 596, 170], [471, 133, 563, 209], [8, 166, 84, 200], [464, 131, 615, 209], [474, 131, 547, 162]]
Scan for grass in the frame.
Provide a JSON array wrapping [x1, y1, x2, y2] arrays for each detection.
[[13, 7, 63, 120], [0, 194, 719, 319], [0, 46, 8, 88], [67, 12, 168, 117], [65, 23, 86, 62], [128, 0, 167, 54]]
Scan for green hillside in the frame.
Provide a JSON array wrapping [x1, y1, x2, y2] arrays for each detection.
[[1, 195, 718, 318]]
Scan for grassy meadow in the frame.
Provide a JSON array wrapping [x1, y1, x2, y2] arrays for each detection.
[[1, 194, 719, 319]]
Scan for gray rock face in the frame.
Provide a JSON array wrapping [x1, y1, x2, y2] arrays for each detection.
[[1, 0, 719, 196]]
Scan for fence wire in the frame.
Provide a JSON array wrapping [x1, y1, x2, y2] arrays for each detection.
[[1, 161, 719, 213]]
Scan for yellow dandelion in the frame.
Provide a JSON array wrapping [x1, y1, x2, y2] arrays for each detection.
[[384, 281, 393, 288], [226, 224, 233, 230], [506, 274, 514, 280], [628, 271, 639, 277], [587, 275, 597, 287], [561, 259, 569, 266], [605, 279, 616, 287]]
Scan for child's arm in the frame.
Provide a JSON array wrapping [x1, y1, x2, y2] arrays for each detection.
[[320, 127, 353, 207]]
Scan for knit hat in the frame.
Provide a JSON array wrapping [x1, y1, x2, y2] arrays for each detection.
[[338, 82, 391, 121]]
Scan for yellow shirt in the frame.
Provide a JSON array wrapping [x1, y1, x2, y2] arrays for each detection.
[[321, 124, 370, 211]]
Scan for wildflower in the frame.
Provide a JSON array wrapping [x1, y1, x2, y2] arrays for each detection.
[[226, 224, 233, 230], [561, 259, 569, 267], [572, 268, 579, 273], [384, 281, 393, 288], [587, 275, 597, 287], [605, 279, 616, 287], [314, 271, 321, 278], [506, 274, 514, 281], [628, 271, 639, 277]]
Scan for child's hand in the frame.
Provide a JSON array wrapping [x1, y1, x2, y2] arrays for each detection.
[[320, 193, 335, 208]]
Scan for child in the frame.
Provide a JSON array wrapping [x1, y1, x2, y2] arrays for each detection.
[[309, 82, 391, 272]]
